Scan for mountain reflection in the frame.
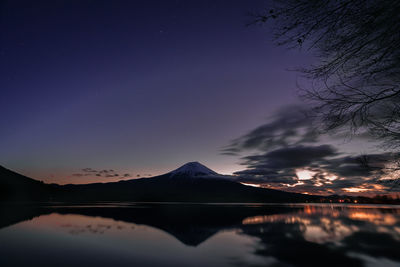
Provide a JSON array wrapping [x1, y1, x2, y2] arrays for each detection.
[[0, 203, 399, 267]]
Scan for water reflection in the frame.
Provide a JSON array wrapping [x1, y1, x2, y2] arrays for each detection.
[[242, 205, 400, 245], [0, 203, 399, 267]]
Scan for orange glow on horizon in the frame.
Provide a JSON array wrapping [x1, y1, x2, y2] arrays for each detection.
[[296, 169, 316, 180], [343, 187, 370, 193]]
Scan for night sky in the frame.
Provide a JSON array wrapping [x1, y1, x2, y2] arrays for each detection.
[[0, 1, 393, 196]]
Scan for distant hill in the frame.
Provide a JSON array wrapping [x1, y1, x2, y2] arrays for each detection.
[[0, 162, 316, 203], [0, 166, 55, 201]]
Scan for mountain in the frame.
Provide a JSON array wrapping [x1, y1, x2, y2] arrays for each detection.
[[55, 162, 316, 202], [168, 162, 219, 177], [0, 162, 317, 203], [0, 166, 56, 201]]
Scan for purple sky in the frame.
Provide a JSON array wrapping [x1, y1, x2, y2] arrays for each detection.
[[3, 1, 395, 197], [1, 0, 314, 183]]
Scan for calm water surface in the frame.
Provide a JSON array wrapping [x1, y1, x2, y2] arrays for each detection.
[[0, 203, 399, 267]]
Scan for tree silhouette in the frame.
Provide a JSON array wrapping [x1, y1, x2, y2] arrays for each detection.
[[254, 0, 400, 148]]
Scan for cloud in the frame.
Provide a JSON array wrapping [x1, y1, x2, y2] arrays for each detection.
[[222, 104, 399, 195], [71, 168, 132, 179], [222, 105, 319, 155], [233, 149, 398, 195], [323, 153, 394, 178], [233, 145, 338, 186], [223, 105, 400, 195], [82, 168, 98, 173], [242, 145, 338, 170], [233, 144, 336, 185]]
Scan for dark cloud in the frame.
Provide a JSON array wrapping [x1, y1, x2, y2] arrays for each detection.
[[242, 145, 337, 170], [71, 168, 132, 180], [222, 104, 379, 157], [224, 105, 398, 195], [377, 179, 400, 192], [234, 172, 298, 185], [323, 153, 394, 178], [232, 143, 397, 195], [82, 168, 98, 173], [222, 105, 319, 155], [233, 145, 337, 186]]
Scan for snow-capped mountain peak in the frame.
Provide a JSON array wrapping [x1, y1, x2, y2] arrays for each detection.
[[168, 162, 219, 177]]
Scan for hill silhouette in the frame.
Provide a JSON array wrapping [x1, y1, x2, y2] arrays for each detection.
[[0, 163, 316, 203]]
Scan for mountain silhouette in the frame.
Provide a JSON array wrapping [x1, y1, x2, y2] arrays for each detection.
[[0, 203, 296, 246], [0, 166, 56, 201], [0, 163, 317, 202]]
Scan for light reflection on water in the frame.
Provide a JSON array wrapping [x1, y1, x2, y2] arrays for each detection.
[[242, 205, 400, 244], [0, 203, 399, 267]]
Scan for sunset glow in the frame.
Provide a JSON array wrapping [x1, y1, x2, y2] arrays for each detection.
[[296, 169, 316, 180]]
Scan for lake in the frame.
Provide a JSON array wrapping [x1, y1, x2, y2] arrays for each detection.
[[0, 203, 399, 267]]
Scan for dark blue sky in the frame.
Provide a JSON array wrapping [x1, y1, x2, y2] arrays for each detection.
[[0, 0, 315, 184]]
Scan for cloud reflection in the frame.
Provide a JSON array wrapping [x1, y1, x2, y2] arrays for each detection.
[[242, 205, 400, 245], [1, 204, 399, 267]]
